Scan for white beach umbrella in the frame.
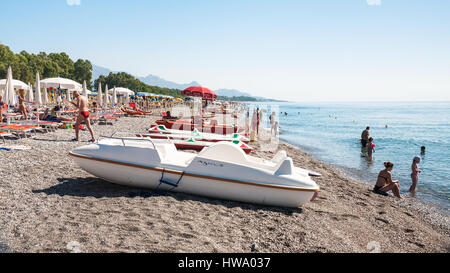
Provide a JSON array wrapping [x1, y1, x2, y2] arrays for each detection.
[[35, 72, 42, 105], [0, 79, 29, 90], [82, 80, 88, 97], [97, 82, 103, 107], [28, 82, 34, 103], [40, 77, 82, 91], [107, 87, 135, 95], [104, 84, 109, 105], [6, 66, 17, 106], [43, 86, 49, 105], [112, 86, 118, 104]]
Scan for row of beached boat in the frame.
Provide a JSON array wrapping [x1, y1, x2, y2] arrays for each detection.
[[70, 118, 320, 208]]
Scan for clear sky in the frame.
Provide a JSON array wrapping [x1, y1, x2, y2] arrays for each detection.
[[1, 0, 449, 101]]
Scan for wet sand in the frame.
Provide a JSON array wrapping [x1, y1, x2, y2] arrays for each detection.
[[0, 115, 448, 253]]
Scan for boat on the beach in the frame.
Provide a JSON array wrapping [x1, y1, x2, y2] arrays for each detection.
[[70, 137, 320, 207], [143, 125, 250, 143], [155, 119, 240, 134], [135, 133, 254, 154]]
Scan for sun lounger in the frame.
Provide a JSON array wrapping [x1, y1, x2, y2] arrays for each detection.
[[0, 131, 14, 143], [16, 120, 61, 132], [0, 125, 34, 138], [98, 116, 118, 125]]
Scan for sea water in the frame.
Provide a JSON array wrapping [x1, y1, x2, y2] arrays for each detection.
[[247, 101, 449, 212]]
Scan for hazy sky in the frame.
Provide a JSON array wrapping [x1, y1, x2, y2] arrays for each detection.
[[1, 0, 449, 101]]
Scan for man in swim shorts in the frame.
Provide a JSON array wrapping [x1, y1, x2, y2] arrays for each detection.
[[361, 126, 370, 148], [70, 91, 95, 142]]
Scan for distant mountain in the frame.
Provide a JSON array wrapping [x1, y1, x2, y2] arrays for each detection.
[[138, 74, 200, 90], [215, 89, 252, 97], [92, 64, 115, 81], [91, 64, 283, 101]]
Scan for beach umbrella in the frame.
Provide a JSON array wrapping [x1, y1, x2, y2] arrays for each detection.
[[112, 86, 117, 104], [182, 86, 217, 101], [0, 79, 29, 90], [35, 72, 42, 105], [82, 80, 88, 97], [6, 66, 17, 106], [42, 84, 49, 105], [40, 77, 82, 91], [97, 82, 103, 107], [27, 83, 34, 103], [107, 87, 134, 95], [104, 84, 109, 105]]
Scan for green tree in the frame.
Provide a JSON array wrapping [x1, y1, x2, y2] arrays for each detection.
[[73, 59, 93, 89]]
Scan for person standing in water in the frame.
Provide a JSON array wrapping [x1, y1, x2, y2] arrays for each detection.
[[367, 137, 375, 158], [69, 91, 95, 142], [409, 156, 422, 193], [361, 126, 370, 148], [374, 162, 402, 198]]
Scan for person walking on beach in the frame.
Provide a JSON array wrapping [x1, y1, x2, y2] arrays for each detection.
[[250, 109, 258, 142], [69, 91, 95, 142], [409, 156, 421, 194], [374, 162, 402, 198], [256, 108, 260, 134], [245, 108, 250, 136], [361, 126, 370, 148], [367, 137, 375, 158]]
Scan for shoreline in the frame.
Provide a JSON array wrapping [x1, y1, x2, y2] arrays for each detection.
[[280, 138, 450, 218], [278, 141, 450, 229], [0, 116, 448, 252]]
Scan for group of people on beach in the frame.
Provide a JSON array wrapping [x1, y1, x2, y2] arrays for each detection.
[[361, 126, 425, 199], [243, 107, 280, 142]]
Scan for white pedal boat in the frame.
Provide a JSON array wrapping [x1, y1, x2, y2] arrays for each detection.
[[69, 137, 320, 207], [147, 125, 250, 144]]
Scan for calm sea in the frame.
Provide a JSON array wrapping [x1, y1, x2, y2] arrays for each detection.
[[247, 101, 450, 211]]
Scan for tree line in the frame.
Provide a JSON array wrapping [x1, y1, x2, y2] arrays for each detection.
[[0, 43, 260, 102], [0, 44, 93, 89], [94, 72, 185, 98]]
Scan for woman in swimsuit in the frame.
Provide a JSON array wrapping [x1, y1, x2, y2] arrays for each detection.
[[0, 93, 5, 121], [374, 162, 402, 198], [367, 137, 375, 158], [409, 156, 421, 193], [18, 89, 30, 120]]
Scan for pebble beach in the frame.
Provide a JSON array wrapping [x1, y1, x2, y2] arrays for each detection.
[[0, 115, 449, 253]]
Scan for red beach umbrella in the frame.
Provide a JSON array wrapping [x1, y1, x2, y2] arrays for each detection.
[[182, 86, 217, 101]]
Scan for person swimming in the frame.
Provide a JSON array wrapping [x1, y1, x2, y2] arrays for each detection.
[[421, 146, 426, 155]]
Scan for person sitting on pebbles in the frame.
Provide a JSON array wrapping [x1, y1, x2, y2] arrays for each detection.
[[374, 162, 402, 198]]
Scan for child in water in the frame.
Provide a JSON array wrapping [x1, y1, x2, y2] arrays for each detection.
[[409, 156, 421, 193], [367, 137, 375, 157]]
